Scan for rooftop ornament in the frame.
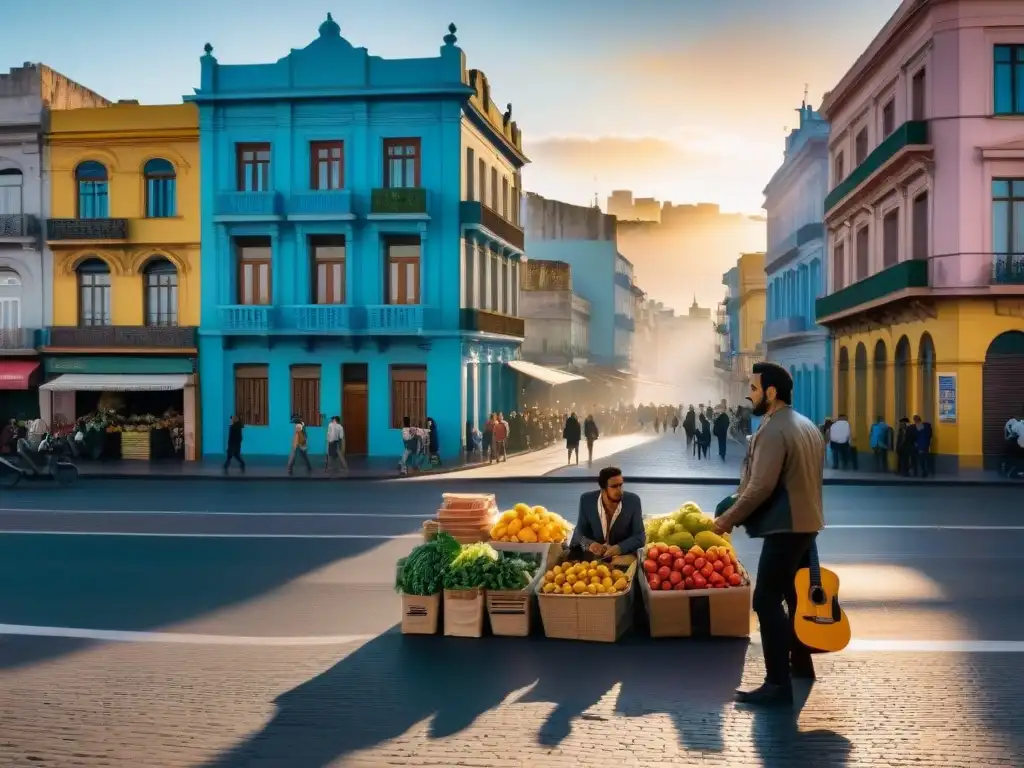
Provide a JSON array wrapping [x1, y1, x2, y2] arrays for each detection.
[[203, 43, 213, 56], [319, 12, 341, 38], [443, 23, 457, 46]]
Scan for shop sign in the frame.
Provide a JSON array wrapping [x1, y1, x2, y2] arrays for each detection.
[[44, 356, 195, 375], [937, 373, 957, 424]]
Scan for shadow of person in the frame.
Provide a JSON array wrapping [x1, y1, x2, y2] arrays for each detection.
[[203, 630, 540, 768], [748, 684, 853, 768]]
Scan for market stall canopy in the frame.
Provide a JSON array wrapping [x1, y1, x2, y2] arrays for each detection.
[[40, 374, 189, 392], [506, 360, 585, 386], [0, 360, 41, 390]]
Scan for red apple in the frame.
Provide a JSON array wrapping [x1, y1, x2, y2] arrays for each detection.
[[694, 557, 707, 570], [649, 574, 662, 589], [657, 565, 672, 580], [668, 570, 683, 585], [692, 573, 707, 589], [728, 573, 742, 586], [657, 553, 673, 567], [701, 564, 715, 579], [642, 559, 657, 573], [683, 553, 696, 566], [682, 564, 695, 577], [673, 581, 687, 591], [684, 576, 695, 589], [672, 558, 686, 572], [713, 560, 725, 572], [660, 580, 673, 590]]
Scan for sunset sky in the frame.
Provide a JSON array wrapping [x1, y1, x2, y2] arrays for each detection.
[[5, 0, 901, 214]]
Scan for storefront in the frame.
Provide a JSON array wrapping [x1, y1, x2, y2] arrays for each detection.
[[0, 360, 42, 425], [39, 356, 198, 461]]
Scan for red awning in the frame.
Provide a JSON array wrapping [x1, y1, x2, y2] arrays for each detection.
[[0, 360, 41, 390]]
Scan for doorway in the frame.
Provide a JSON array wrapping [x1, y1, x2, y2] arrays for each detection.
[[342, 363, 368, 455]]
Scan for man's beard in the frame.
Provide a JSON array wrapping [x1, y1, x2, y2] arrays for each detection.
[[750, 398, 770, 417]]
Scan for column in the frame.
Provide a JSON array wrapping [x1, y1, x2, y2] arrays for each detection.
[[484, 361, 493, 417], [461, 359, 469, 450], [472, 362, 480, 428], [184, 379, 197, 461]]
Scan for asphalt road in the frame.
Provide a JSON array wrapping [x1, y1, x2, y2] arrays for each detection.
[[1, 478, 1022, 767]]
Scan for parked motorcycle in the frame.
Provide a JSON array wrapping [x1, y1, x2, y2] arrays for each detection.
[[0, 434, 79, 488]]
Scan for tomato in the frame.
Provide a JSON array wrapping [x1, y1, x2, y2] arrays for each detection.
[[701, 563, 715, 579], [705, 547, 718, 559], [657, 565, 672, 580], [673, 581, 687, 591], [720, 554, 732, 567], [683, 553, 696, 566], [657, 553, 673, 567], [715, 582, 728, 589], [642, 559, 657, 573], [648, 574, 662, 589], [649, 545, 663, 558], [668, 570, 683, 585], [682, 564, 695, 577], [694, 557, 706, 570], [660, 580, 673, 590], [727, 573, 742, 586], [692, 573, 707, 589], [713, 560, 725, 572], [684, 576, 695, 589], [672, 557, 686, 572], [722, 564, 735, 578], [667, 545, 683, 557], [710, 572, 725, 585]]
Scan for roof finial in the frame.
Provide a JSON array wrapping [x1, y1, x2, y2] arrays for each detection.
[[319, 12, 340, 37], [443, 22, 457, 46], [203, 43, 214, 56]]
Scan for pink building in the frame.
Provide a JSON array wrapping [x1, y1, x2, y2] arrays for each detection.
[[817, 0, 1024, 473]]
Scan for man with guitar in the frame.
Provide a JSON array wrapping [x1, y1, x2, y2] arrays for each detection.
[[713, 362, 826, 707]]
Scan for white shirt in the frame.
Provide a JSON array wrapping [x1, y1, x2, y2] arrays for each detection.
[[327, 422, 345, 442], [829, 420, 851, 444], [597, 494, 622, 542], [1008, 419, 1024, 447]]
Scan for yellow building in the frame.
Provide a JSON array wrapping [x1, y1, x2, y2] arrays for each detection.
[[42, 102, 202, 459], [736, 252, 767, 358], [716, 252, 766, 403]]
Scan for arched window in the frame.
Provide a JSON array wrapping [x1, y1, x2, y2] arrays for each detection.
[[77, 258, 111, 326], [918, 333, 937, 424], [0, 168, 24, 217], [76, 161, 109, 219], [894, 336, 911, 420], [854, 342, 868, 444], [0, 267, 23, 333], [144, 159, 176, 218], [873, 340, 887, 423], [144, 258, 178, 327]]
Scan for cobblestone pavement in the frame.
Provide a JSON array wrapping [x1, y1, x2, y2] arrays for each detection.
[[0, 634, 1021, 768]]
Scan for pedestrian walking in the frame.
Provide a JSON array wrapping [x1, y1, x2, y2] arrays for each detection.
[[683, 406, 696, 450], [697, 412, 712, 459], [828, 414, 851, 469], [713, 362, 825, 707], [583, 413, 599, 466], [223, 415, 245, 473], [326, 415, 347, 475], [563, 412, 582, 466], [713, 407, 730, 461], [426, 417, 441, 466], [493, 413, 509, 462], [286, 417, 313, 475]]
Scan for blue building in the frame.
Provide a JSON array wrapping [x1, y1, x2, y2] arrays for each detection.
[[762, 101, 831, 425], [523, 193, 635, 371], [190, 16, 528, 459]]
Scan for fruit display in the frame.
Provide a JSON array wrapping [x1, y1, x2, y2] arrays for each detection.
[[644, 502, 733, 553], [641, 543, 747, 592], [540, 560, 630, 595], [491, 503, 572, 544]]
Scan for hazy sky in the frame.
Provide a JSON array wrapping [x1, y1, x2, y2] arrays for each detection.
[[5, 0, 901, 213]]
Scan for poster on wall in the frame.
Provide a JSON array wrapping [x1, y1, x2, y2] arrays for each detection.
[[937, 373, 957, 424]]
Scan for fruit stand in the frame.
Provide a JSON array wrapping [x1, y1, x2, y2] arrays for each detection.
[[400, 494, 753, 642]]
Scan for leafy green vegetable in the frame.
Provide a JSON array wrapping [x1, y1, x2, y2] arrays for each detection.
[[395, 532, 461, 596], [443, 547, 538, 591]]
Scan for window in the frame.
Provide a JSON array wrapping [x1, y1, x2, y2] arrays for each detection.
[[236, 237, 272, 305], [833, 152, 845, 183], [144, 159, 176, 218], [994, 46, 1024, 115], [234, 365, 269, 426], [77, 257, 111, 326], [390, 365, 426, 428], [0, 168, 23, 215], [882, 209, 899, 269], [833, 242, 846, 291], [383, 138, 420, 188], [236, 143, 271, 192], [290, 365, 322, 426], [992, 179, 1024, 271], [912, 68, 927, 120], [912, 191, 929, 260], [462, 240, 475, 307], [502, 176, 510, 218], [312, 235, 345, 304], [855, 225, 869, 281], [386, 237, 420, 305], [477, 158, 486, 204], [882, 99, 895, 137], [76, 161, 109, 219], [144, 258, 178, 327], [854, 128, 868, 165], [0, 268, 22, 332], [310, 141, 344, 190], [490, 167, 498, 209], [466, 148, 475, 200]]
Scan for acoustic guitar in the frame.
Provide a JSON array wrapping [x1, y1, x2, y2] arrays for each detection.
[[793, 541, 851, 653]]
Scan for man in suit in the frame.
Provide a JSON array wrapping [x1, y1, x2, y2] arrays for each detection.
[[569, 466, 646, 559]]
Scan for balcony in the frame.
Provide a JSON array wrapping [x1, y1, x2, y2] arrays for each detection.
[[217, 305, 274, 333], [215, 192, 282, 220], [714, 353, 733, 372], [764, 315, 809, 341], [278, 305, 357, 333], [45, 326, 197, 349], [614, 313, 635, 332], [459, 201, 524, 250], [287, 190, 353, 220], [614, 271, 632, 290], [0, 214, 39, 240], [816, 260, 928, 322], [47, 218, 128, 241], [370, 187, 427, 216], [365, 304, 428, 333], [824, 121, 929, 214], [0, 327, 40, 351], [995, 256, 1024, 285], [460, 308, 525, 338]]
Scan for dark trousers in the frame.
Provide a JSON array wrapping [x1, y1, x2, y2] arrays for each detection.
[[753, 532, 817, 686], [698, 440, 710, 459], [830, 441, 850, 469], [898, 448, 912, 475], [912, 448, 930, 477], [224, 446, 245, 470], [717, 434, 727, 460], [873, 447, 888, 472], [586, 439, 595, 464]]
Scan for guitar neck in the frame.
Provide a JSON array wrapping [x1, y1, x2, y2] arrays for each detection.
[[808, 542, 823, 588]]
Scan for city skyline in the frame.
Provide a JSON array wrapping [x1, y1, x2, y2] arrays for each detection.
[[4, 0, 901, 214]]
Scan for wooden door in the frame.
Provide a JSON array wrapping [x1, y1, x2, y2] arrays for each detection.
[[343, 383, 368, 455]]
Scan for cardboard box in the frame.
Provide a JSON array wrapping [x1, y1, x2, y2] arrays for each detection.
[[535, 557, 637, 643], [443, 588, 486, 638], [637, 550, 752, 638], [486, 568, 543, 637], [400, 592, 440, 635]]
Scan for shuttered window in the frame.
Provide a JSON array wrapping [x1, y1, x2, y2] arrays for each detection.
[[882, 209, 899, 269], [390, 365, 426, 428], [290, 365, 322, 426], [235, 365, 269, 426]]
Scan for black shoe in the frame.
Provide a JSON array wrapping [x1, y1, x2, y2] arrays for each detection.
[[791, 659, 816, 680], [735, 683, 793, 707]]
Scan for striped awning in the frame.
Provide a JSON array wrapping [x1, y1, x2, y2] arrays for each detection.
[[40, 374, 189, 392]]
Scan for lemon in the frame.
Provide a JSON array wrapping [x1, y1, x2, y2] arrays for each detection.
[[554, 574, 566, 586], [590, 576, 601, 585], [562, 584, 573, 594], [586, 569, 598, 579], [611, 569, 625, 581], [601, 577, 614, 589], [596, 565, 610, 579], [566, 573, 577, 585], [544, 572, 554, 583], [509, 535, 519, 543], [572, 581, 586, 594], [553, 565, 563, 575], [543, 582, 557, 593], [612, 578, 628, 591], [596, 584, 607, 594], [587, 583, 598, 594]]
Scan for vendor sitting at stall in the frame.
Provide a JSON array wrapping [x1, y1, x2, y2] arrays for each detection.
[[568, 466, 646, 560]]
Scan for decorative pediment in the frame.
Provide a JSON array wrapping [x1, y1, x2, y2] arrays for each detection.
[[280, 13, 371, 89], [979, 135, 1024, 159]]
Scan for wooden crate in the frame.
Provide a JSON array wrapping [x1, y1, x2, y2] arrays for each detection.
[[486, 570, 543, 637], [120, 431, 151, 460]]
